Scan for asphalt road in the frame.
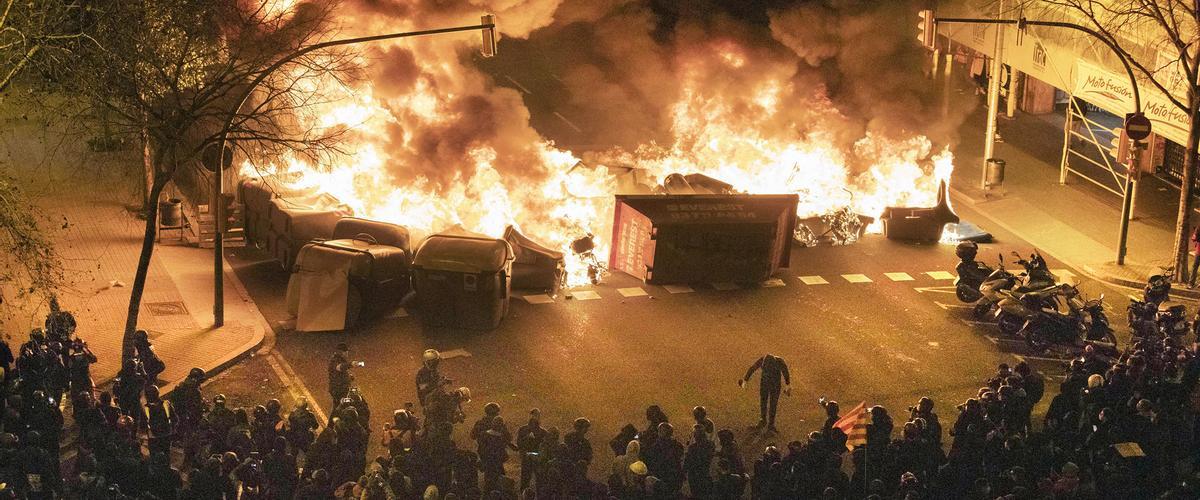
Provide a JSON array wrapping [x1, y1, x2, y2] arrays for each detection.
[[225, 197, 1147, 471]]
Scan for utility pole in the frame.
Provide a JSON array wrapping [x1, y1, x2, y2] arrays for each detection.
[[980, 0, 1004, 191]]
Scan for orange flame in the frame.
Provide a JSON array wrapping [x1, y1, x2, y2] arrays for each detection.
[[242, 36, 954, 288]]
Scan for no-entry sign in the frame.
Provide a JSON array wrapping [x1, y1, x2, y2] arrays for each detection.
[[1125, 113, 1152, 141]]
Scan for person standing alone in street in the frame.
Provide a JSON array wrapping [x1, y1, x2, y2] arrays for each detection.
[[739, 354, 791, 433]]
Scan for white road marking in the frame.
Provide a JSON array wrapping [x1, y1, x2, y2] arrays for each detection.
[[927, 341, 940, 347], [915, 285, 957, 294], [934, 301, 972, 310], [663, 285, 694, 294], [1013, 353, 1070, 362], [926, 271, 956, 280], [711, 282, 740, 290], [618, 287, 649, 297], [799, 276, 829, 285], [762, 278, 786, 287], [522, 294, 555, 304], [1051, 268, 1075, 279], [842, 274, 873, 283], [570, 290, 601, 300], [960, 319, 993, 327], [885, 272, 915, 281]]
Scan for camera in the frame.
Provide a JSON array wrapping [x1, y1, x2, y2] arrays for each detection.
[[354, 361, 366, 367]]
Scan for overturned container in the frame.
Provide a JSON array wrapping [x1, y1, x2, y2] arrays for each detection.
[[412, 232, 514, 330], [609, 194, 798, 284]]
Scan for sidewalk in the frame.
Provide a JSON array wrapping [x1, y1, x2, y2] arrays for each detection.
[[28, 189, 266, 392], [949, 104, 1196, 297]]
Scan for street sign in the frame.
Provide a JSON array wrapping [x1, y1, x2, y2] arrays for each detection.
[[1124, 112, 1152, 141]]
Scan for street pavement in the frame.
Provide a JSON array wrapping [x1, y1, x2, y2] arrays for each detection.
[[227, 201, 1140, 469]]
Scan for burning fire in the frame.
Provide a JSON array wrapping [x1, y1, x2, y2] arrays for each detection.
[[241, 10, 955, 288]]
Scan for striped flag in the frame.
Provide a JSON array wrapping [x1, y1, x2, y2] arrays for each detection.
[[833, 402, 871, 450]]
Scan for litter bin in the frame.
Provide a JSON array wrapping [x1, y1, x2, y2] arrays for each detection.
[[986, 158, 1006, 187], [159, 198, 182, 227], [412, 233, 514, 330]]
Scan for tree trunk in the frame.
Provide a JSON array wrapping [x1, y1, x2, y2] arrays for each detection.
[[1174, 94, 1200, 283], [123, 174, 168, 364], [141, 127, 155, 212]]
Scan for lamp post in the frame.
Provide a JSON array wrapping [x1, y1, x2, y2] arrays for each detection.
[[935, 15, 1143, 265], [212, 15, 498, 326]]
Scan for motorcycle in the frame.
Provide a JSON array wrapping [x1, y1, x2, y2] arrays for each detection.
[[1128, 275, 1175, 337], [994, 283, 1065, 336], [996, 284, 1116, 350], [955, 242, 996, 303], [1155, 301, 1189, 337]]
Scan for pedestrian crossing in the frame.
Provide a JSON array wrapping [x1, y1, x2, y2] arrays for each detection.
[[505, 267, 1084, 305]]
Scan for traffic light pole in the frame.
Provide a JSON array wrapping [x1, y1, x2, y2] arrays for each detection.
[[935, 15, 1143, 264]]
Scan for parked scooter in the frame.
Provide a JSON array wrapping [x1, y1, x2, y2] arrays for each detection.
[[1128, 275, 1176, 337], [996, 283, 1115, 349], [954, 241, 990, 303], [994, 284, 1065, 336]]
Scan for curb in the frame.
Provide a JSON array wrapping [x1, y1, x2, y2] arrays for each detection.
[[947, 186, 1191, 299], [93, 255, 268, 398]]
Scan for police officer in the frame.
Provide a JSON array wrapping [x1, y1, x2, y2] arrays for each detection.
[[286, 398, 319, 455], [204, 394, 237, 454], [171, 368, 206, 465], [516, 408, 547, 491], [739, 354, 791, 432], [113, 358, 147, 418], [327, 343, 353, 406], [133, 330, 165, 383], [143, 385, 175, 458], [67, 339, 97, 397], [415, 349, 447, 407]]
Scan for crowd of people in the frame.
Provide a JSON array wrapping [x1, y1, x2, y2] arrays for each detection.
[[3, 303, 1200, 499]]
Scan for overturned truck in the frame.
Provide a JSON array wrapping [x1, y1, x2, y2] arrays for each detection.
[[609, 194, 799, 285]]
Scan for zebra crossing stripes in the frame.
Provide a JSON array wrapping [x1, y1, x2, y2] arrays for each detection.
[[799, 276, 829, 285], [522, 294, 555, 304], [885, 272, 915, 281], [842, 274, 873, 283], [618, 287, 649, 297]]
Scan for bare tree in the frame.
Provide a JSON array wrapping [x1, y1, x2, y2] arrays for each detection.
[[0, 0, 93, 95], [0, 175, 66, 330], [1010, 0, 1199, 281], [50, 0, 359, 362]]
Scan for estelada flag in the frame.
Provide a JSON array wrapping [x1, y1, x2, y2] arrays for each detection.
[[833, 402, 871, 451]]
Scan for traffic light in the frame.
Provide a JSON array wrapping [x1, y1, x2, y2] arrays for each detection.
[[1108, 127, 1129, 166], [917, 9, 935, 48], [481, 14, 498, 58]]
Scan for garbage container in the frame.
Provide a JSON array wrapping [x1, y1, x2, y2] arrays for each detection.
[[159, 198, 182, 227], [986, 158, 1006, 187], [412, 233, 514, 330]]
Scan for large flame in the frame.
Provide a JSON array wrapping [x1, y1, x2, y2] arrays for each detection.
[[241, 13, 954, 288]]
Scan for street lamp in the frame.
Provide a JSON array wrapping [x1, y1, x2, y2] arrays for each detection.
[[211, 15, 499, 326]]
